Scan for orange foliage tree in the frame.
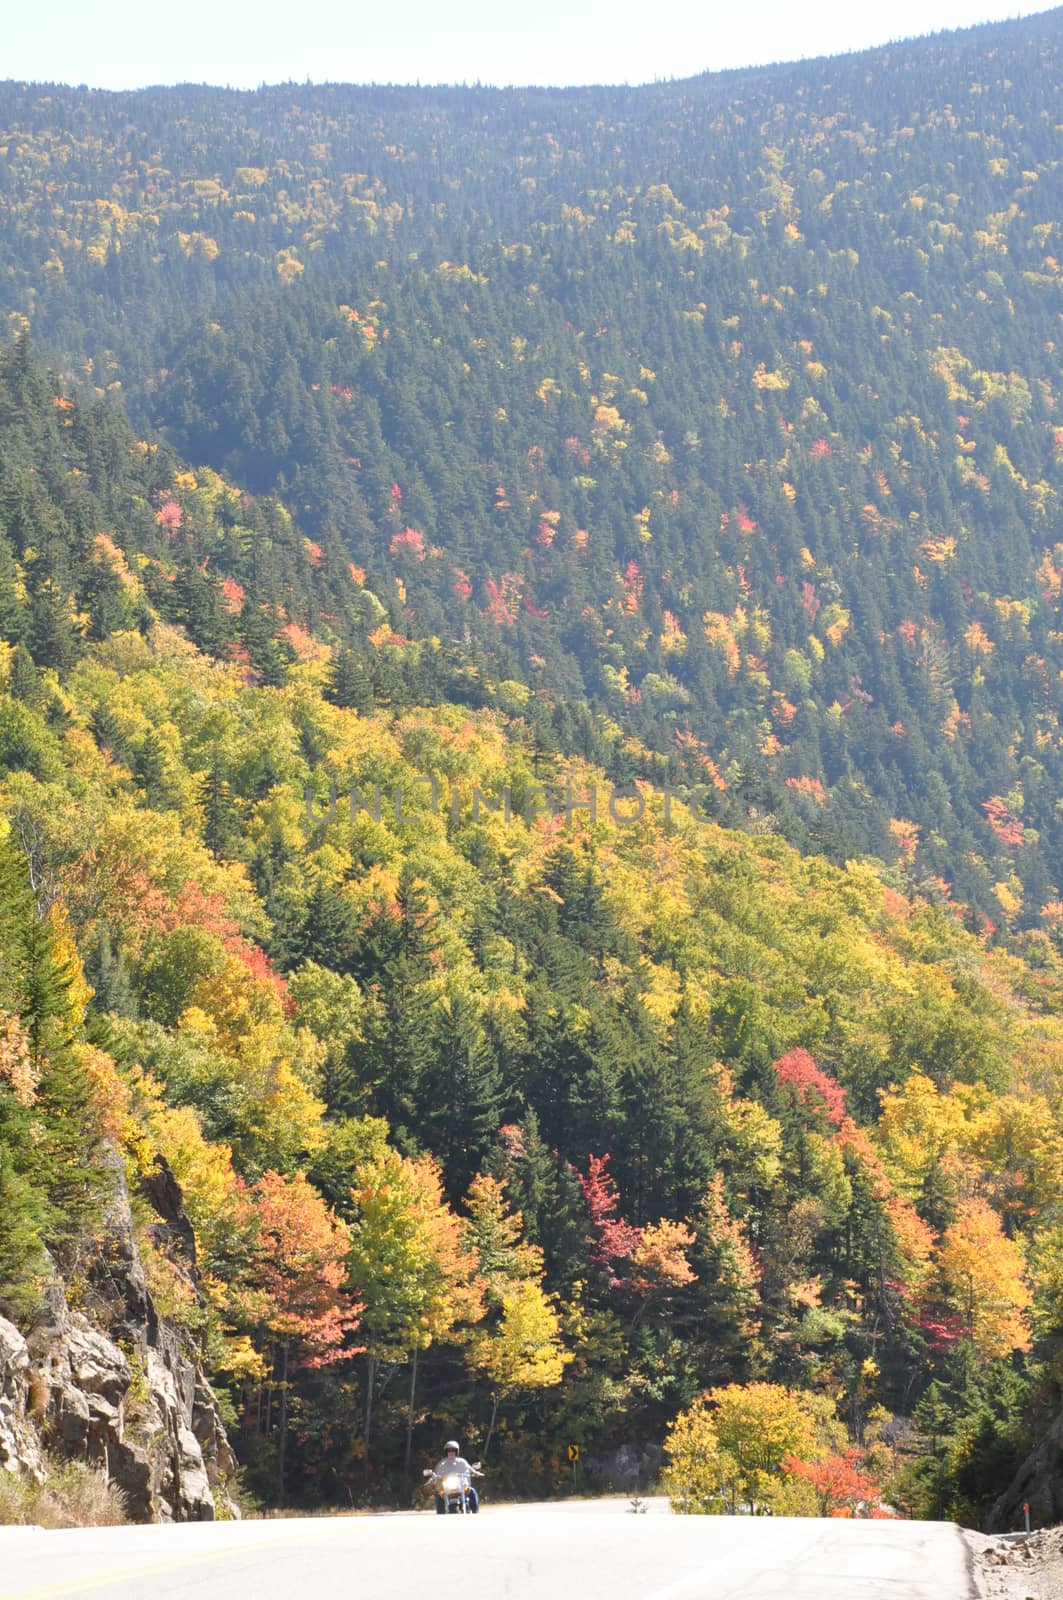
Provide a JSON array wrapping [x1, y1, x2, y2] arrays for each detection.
[[782, 1447, 885, 1517], [246, 1170, 362, 1500]]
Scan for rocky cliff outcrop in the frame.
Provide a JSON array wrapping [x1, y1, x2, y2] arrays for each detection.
[[0, 1162, 238, 1522], [989, 1409, 1063, 1533], [0, 1316, 42, 1480]]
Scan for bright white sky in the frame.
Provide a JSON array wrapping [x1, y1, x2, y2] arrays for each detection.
[[3, 0, 1054, 90]]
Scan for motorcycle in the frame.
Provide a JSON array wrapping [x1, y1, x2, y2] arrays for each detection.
[[423, 1461, 483, 1514]]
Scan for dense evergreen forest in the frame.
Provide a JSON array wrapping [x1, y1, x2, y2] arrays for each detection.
[[2, 8, 1063, 1524]]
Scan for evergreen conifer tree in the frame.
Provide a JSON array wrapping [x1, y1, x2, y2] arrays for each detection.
[[0, 532, 27, 644], [7, 644, 43, 708], [421, 995, 505, 1199]]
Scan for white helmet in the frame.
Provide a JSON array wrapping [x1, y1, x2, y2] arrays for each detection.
[[444, 1440, 460, 1452]]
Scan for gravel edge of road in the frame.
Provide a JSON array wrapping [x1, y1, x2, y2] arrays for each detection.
[[962, 1526, 1063, 1600]]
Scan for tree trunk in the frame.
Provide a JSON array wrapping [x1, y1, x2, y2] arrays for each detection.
[[264, 1353, 273, 1438], [482, 1392, 500, 1460], [404, 1348, 418, 1474], [364, 1354, 376, 1472], [277, 1341, 289, 1506]]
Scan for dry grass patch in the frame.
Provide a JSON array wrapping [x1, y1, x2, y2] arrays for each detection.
[[0, 1460, 127, 1527]]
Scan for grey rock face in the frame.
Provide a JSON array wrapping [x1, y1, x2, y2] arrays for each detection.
[[0, 1316, 42, 1479], [582, 1441, 663, 1493], [1, 1163, 238, 1522], [989, 1407, 1063, 1532]]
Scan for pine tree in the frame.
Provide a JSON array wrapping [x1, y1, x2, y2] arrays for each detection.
[[0, 1136, 49, 1320], [239, 605, 285, 687], [201, 759, 241, 858], [172, 560, 233, 656], [7, 644, 43, 708], [83, 923, 138, 1019], [494, 1113, 588, 1292], [326, 646, 374, 713], [0, 840, 39, 1305], [21, 913, 109, 1240], [421, 995, 505, 1199], [0, 835, 34, 1007], [83, 556, 128, 641], [0, 839, 103, 1307], [28, 576, 80, 675], [0, 531, 28, 644], [363, 962, 433, 1149], [297, 881, 363, 979], [130, 730, 171, 808]]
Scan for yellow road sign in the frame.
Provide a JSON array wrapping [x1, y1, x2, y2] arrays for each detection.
[[567, 1443, 580, 1463]]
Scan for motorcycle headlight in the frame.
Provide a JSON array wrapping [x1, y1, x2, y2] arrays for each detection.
[[443, 1474, 462, 1492]]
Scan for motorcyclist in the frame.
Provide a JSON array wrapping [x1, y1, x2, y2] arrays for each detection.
[[432, 1440, 479, 1513]]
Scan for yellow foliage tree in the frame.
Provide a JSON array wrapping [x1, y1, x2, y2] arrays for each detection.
[[348, 1148, 484, 1465], [469, 1279, 570, 1458], [936, 1197, 1032, 1361], [661, 1397, 726, 1514], [665, 1382, 819, 1514]]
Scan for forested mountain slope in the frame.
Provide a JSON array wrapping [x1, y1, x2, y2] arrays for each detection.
[[4, 11, 1063, 1526], [2, 10, 1063, 921], [2, 343, 1063, 1523]]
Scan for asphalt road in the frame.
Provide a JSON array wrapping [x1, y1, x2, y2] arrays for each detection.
[[0, 1504, 978, 1600]]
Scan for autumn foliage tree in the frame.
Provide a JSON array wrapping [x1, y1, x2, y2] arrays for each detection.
[[346, 1148, 484, 1466], [244, 1170, 362, 1500], [934, 1198, 1032, 1363], [464, 1172, 569, 1455], [470, 1280, 570, 1458], [664, 1383, 820, 1515], [577, 1153, 641, 1286], [782, 1448, 885, 1518], [773, 1049, 847, 1130]]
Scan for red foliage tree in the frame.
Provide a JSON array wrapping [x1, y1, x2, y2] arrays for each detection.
[[782, 1448, 883, 1517], [773, 1049, 847, 1128], [389, 526, 426, 560], [577, 1154, 641, 1285], [621, 560, 644, 614], [155, 498, 183, 532], [247, 1171, 362, 1501], [983, 796, 1025, 849]]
